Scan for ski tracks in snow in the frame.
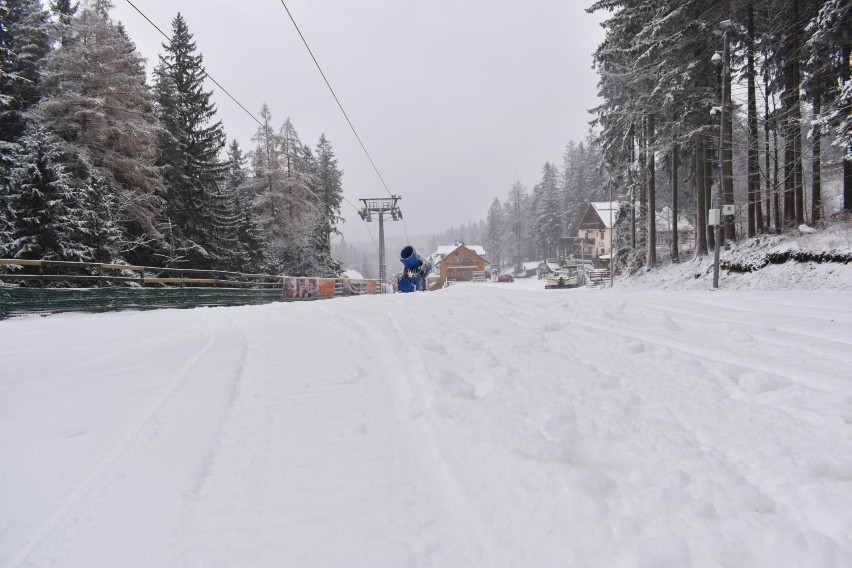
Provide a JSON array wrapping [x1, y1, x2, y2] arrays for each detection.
[[3, 308, 251, 568], [3, 287, 851, 567], [174, 299, 479, 567]]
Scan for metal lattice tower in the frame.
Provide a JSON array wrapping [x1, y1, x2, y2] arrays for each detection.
[[358, 196, 402, 289]]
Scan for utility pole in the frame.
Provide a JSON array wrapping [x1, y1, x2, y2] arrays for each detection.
[[358, 196, 402, 290], [517, 183, 521, 274], [711, 20, 735, 289], [609, 179, 614, 288]]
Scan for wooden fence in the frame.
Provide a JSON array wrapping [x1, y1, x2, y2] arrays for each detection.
[[0, 259, 380, 319]]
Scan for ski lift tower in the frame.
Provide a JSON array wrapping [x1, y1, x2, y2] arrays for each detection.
[[358, 196, 402, 288]]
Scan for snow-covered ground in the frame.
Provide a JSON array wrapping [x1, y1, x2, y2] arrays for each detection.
[[2, 269, 851, 567]]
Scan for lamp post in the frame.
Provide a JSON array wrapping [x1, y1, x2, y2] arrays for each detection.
[[710, 20, 733, 289]]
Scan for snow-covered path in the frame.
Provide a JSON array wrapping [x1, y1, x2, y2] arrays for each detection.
[[2, 283, 851, 567]]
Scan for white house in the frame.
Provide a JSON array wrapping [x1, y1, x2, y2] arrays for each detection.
[[577, 201, 620, 259]]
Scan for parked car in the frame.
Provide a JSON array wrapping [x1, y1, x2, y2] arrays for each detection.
[[497, 274, 514, 283]]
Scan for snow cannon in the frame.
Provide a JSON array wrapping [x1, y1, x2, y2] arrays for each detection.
[[397, 246, 432, 292]]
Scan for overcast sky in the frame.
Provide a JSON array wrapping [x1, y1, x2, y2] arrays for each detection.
[[110, 0, 606, 246]]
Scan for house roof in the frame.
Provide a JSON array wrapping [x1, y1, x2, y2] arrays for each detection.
[[433, 243, 486, 257], [429, 242, 487, 265], [590, 201, 620, 229]]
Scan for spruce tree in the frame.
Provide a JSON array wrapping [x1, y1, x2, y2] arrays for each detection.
[[226, 140, 269, 273], [153, 13, 227, 268], [0, 0, 50, 144], [80, 169, 122, 263], [534, 162, 561, 260], [313, 134, 343, 276], [484, 198, 505, 270], [808, 0, 851, 211], [2, 125, 90, 262]]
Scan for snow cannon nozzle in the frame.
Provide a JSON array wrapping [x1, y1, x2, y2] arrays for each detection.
[[397, 246, 432, 292], [400, 245, 419, 269]]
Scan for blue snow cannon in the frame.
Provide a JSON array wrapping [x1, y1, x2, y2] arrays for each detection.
[[397, 246, 432, 292]]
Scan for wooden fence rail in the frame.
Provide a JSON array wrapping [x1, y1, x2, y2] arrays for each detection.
[[0, 259, 381, 319]]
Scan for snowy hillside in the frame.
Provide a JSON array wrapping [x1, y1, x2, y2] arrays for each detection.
[[618, 219, 852, 292], [2, 270, 851, 567]]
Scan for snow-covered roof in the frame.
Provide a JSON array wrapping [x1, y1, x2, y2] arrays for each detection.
[[430, 242, 487, 264], [591, 201, 620, 229]]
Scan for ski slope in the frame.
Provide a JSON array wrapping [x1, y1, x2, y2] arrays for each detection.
[[2, 281, 851, 567]]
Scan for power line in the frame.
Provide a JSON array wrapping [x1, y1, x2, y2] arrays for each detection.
[[275, 0, 411, 244], [120, 0, 382, 254]]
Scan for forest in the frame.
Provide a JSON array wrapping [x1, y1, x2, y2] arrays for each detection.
[[482, 0, 850, 273], [1, 0, 344, 277], [3, 1, 850, 282]]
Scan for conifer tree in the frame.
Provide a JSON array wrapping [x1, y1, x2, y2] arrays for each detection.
[[484, 198, 506, 270], [807, 0, 851, 210], [226, 140, 269, 273], [506, 179, 531, 271], [533, 162, 562, 259], [80, 169, 122, 263], [2, 125, 90, 262], [0, 0, 50, 144], [274, 118, 318, 274], [249, 105, 283, 246], [33, 3, 164, 264], [153, 13, 227, 268], [312, 134, 343, 276]]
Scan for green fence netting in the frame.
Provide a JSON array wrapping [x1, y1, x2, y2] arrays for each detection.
[[0, 286, 284, 320]]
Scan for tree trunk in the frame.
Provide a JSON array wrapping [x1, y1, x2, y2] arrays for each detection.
[[812, 92, 822, 223], [762, 3, 774, 232], [791, 0, 804, 224], [695, 132, 708, 256], [705, 130, 716, 250], [630, 122, 636, 249], [843, 41, 852, 211], [846, 158, 852, 213], [794, 113, 804, 223], [763, 69, 772, 232], [646, 113, 656, 268], [722, 26, 735, 242], [747, 0, 761, 236], [671, 140, 678, 262], [638, 117, 647, 253], [773, 120, 782, 232], [784, 129, 795, 224]]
